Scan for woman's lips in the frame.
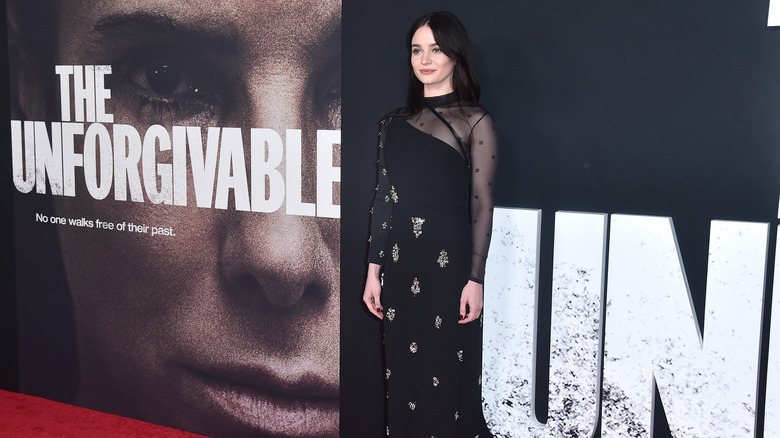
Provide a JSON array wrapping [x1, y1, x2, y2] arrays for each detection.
[[419, 69, 436, 74], [184, 362, 338, 437]]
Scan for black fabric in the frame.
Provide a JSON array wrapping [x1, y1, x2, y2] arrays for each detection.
[[366, 94, 497, 437], [424, 100, 468, 165], [368, 93, 497, 284]]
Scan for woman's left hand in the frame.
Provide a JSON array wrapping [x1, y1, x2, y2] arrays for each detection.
[[458, 280, 483, 324]]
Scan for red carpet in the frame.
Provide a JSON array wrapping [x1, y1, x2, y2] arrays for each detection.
[[0, 390, 208, 437]]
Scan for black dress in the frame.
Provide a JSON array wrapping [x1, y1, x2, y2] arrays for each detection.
[[367, 92, 497, 437]]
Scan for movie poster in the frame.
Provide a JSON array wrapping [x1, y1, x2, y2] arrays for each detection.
[[8, 1, 341, 437]]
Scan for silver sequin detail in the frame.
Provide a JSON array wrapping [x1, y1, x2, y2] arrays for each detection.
[[382, 168, 387, 176], [433, 377, 439, 387], [408, 401, 416, 411], [455, 411, 459, 421], [392, 244, 399, 263], [478, 375, 482, 386], [386, 307, 396, 321], [437, 249, 449, 267], [411, 217, 425, 238], [410, 342, 418, 353], [457, 350, 463, 362], [380, 272, 384, 287], [390, 186, 398, 203], [386, 426, 390, 436], [386, 368, 391, 379], [411, 278, 420, 296], [382, 221, 388, 229], [384, 195, 390, 202], [435, 315, 442, 329], [379, 250, 385, 258]]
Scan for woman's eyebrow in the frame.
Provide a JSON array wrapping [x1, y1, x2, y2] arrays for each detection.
[[93, 12, 238, 52]]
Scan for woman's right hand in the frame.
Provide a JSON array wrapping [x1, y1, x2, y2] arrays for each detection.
[[363, 263, 383, 319]]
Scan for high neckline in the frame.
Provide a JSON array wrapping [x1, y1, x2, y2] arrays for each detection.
[[424, 92, 458, 107]]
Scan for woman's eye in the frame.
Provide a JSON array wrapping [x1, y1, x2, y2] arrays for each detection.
[[113, 48, 226, 124], [131, 62, 191, 96], [432, 47, 441, 53], [412, 48, 421, 55]]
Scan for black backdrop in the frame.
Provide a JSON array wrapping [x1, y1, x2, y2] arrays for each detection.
[[341, 1, 780, 437], [1, 0, 18, 395], [3, 0, 780, 437]]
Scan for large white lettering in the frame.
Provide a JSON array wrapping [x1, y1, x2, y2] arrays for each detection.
[[214, 128, 250, 211], [250, 128, 285, 213], [55, 64, 113, 123], [316, 129, 340, 219], [83, 122, 112, 200], [483, 209, 606, 437], [11, 121, 340, 215], [285, 129, 315, 217], [112, 124, 143, 202], [61, 122, 84, 197], [10, 120, 34, 193], [35, 121, 63, 195], [13, 66, 340, 215], [764, 225, 780, 436], [142, 125, 173, 205], [603, 217, 766, 437], [485, 210, 769, 437]]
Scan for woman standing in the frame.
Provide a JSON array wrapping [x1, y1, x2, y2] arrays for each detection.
[[363, 11, 497, 437]]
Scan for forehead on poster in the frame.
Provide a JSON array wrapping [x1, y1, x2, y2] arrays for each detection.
[[9, 0, 341, 126], [8, 1, 342, 438]]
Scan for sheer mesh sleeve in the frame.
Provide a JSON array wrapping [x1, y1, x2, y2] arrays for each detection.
[[367, 117, 394, 265], [468, 113, 498, 283]]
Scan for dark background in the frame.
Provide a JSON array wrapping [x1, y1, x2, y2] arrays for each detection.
[[2, 0, 780, 437], [1, 0, 18, 394], [341, 1, 780, 437]]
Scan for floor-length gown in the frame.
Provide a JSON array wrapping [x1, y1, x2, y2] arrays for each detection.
[[367, 92, 497, 437]]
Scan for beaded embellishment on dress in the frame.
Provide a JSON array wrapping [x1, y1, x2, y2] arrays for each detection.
[[411, 217, 425, 238]]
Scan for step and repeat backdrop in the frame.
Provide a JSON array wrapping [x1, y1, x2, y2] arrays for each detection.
[[342, 1, 780, 437], [5, 0, 780, 437]]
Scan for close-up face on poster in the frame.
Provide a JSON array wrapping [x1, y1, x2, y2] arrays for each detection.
[[5, 1, 780, 438], [7, 0, 341, 437]]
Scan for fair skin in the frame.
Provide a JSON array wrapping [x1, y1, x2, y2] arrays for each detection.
[[410, 25, 457, 98], [12, 0, 341, 437], [362, 24, 483, 325]]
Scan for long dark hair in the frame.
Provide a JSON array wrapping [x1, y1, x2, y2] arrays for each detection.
[[405, 11, 481, 115]]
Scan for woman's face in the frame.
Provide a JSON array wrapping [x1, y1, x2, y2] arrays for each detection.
[[45, 0, 341, 437], [411, 25, 456, 97]]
